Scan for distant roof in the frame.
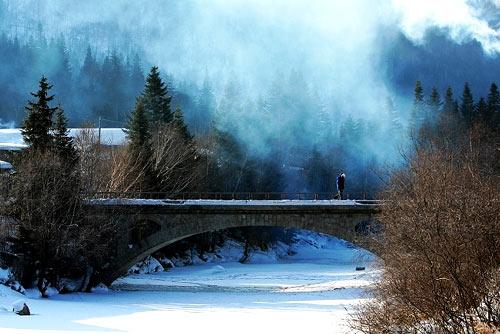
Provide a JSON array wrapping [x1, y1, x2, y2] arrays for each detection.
[[0, 128, 126, 151]]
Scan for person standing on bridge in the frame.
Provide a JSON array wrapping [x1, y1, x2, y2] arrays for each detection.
[[336, 172, 345, 200]]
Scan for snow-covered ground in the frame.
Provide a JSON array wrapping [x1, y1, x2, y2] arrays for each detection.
[[0, 128, 125, 150], [0, 231, 378, 334]]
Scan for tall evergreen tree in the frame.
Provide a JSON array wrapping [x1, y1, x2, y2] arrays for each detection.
[[142, 66, 172, 127], [443, 86, 455, 115], [453, 100, 460, 115], [486, 82, 499, 127], [460, 82, 474, 126], [79, 46, 99, 120], [52, 105, 76, 163], [427, 87, 441, 123], [125, 98, 151, 156], [81, 47, 97, 77], [195, 77, 216, 136], [410, 80, 425, 132], [384, 97, 403, 145], [129, 53, 145, 96], [173, 106, 191, 141], [52, 37, 72, 102], [21, 76, 57, 151], [475, 97, 488, 123]]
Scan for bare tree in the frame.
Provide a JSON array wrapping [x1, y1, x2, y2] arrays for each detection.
[[149, 124, 202, 194], [4, 148, 121, 295], [75, 126, 150, 195], [8, 150, 83, 295], [74, 125, 108, 194], [351, 125, 500, 333], [106, 145, 150, 193]]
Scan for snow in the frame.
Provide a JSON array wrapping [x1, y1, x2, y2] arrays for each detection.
[[128, 256, 164, 275], [0, 268, 10, 283], [44, 286, 59, 298], [0, 231, 377, 333], [91, 283, 109, 294], [89, 198, 372, 206], [0, 160, 13, 170], [11, 299, 27, 313], [0, 128, 126, 150]]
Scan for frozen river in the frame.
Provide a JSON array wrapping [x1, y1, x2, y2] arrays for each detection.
[[0, 232, 377, 333]]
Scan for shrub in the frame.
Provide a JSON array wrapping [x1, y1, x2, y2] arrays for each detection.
[[352, 126, 500, 333]]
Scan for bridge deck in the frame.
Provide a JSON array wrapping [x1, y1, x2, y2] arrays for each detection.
[[86, 199, 382, 214], [88, 199, 381, 206]]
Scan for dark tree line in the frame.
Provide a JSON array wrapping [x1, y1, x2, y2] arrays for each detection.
[[0, 32, 144, 125], [385, 29, 500, 98], [410, 80, 499, 134]]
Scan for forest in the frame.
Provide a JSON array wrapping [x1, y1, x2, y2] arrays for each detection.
[[1, 15, 498, 196]]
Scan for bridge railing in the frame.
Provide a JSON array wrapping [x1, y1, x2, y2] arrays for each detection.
[[84, 191, 376, 201]]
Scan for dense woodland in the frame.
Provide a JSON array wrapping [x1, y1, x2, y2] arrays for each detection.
[[1, 23, 499, 197]]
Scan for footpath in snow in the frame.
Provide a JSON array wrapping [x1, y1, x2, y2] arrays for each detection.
[[0, 230, 378, 334]]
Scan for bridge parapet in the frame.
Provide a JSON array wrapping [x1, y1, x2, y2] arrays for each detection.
[[85, 191, 377, 201]]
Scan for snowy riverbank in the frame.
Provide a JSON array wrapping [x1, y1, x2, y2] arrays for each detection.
[[0, 231, 378, 333]]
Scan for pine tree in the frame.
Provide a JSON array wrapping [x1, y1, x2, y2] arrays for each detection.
[[173, 106, 192, 141], [109, 51, 126, 120], [427, 87, 441, 123], [82, 47, 96, 76], [486, 82, 499, 127], [410, 80, 424, 132], [129, 53, 144, 96], [475, 98, 488, 122], [81, 47, 98, 90], [125, 98, 151, 156], [21, 76, 57, 151], [52, 105, 76, 163], [195, 77, 215, 136], [453, 100, 459, 115], [53, 37, 72, 101], [384, 97, 402, 144], [443, 86, 455, 115], [79, 46, 99, 120], [142, 66, 172, 127], [460, 82, 474, 126]]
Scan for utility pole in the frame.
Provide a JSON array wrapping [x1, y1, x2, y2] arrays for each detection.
[[98, 116, 102, 145]]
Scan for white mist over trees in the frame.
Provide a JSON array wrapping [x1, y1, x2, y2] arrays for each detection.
[[0, 0, 498, 193]]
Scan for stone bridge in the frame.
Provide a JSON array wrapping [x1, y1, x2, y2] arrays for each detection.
[[86, 199, 382, 284]]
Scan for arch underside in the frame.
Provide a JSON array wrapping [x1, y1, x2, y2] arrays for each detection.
[[104, 211, 378, 283]]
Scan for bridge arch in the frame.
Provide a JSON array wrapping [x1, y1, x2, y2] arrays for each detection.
[[87, 200, 381, 284]]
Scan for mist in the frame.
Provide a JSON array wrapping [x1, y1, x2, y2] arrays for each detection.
[[0, 0, 498, 193]]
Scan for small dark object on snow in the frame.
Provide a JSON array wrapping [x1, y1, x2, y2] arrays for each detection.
[[14, 303, 30, 316], [355, 266, 365, 271]]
